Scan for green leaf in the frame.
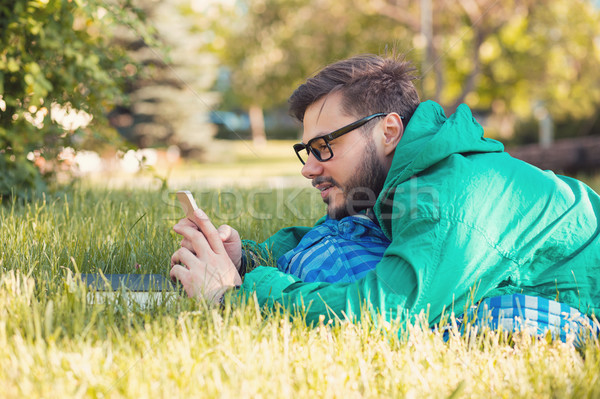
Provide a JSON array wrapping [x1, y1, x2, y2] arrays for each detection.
[[24, 73, 34, 86], [0, 0, 153, 200], [7, 58, 20, 72]]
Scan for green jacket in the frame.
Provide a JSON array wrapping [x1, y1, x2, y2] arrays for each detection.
[[240, 101, 600, 326]]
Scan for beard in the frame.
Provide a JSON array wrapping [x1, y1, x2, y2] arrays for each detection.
[[324, 140, 388, 220]]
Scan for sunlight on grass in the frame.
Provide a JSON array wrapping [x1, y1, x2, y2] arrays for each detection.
[[172, 141, 303, 179], [2, 185, 600, 397], [80, 141, 307, 190]]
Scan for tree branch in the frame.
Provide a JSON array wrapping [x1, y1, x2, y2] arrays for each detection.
[[358, 0, 421, 31]]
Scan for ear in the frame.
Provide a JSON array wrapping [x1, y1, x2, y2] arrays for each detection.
[[381, 113, 404, 156]]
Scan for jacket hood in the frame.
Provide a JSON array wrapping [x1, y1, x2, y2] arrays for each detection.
[[374, 101, 505, 232]]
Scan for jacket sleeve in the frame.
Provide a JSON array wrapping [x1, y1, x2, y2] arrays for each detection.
[[239, 216, 436, 325], [240, 215, 515, 327]]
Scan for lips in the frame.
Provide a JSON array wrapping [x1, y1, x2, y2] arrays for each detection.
[[320, 186, 333, 199], [313, 181, 336, 200]]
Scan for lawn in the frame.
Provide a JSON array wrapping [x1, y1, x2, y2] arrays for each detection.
[[1, 164, 600, 397]]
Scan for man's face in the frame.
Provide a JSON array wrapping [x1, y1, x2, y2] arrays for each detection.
[[301, 92, 388, 219]]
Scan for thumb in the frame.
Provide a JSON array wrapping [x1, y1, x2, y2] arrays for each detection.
[[218, 225, 232, 241]]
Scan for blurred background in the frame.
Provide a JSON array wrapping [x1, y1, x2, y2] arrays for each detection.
[[1, 0, 600, 197]]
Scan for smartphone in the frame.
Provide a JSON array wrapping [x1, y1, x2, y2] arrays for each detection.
[[176, 190, 199, 219]]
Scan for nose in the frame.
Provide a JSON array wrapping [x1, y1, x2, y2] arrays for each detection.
[[301, 151, 323, 179]]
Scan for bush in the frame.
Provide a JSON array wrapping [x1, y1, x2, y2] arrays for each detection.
[[0, 0, 151, 200]]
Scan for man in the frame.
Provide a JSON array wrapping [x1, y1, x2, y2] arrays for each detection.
[[170, 54, 600, 329]]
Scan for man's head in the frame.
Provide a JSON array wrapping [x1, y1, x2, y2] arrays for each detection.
[[289, 54, 420, 219]]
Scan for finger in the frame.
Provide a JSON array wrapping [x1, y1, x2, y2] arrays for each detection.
[[171, 248, 184, 268], [174, 224, 210, 258], [170, 265, 195, 297], [180, 238, 197, 254], [171, 247, 202, 271], [178, 217, 197, 226], [169, 264, 188, 281], [188, 209, 225, 254], [174, 217, 200, 232], [218, 225, 241, 246], [217, 225, 233, 241]]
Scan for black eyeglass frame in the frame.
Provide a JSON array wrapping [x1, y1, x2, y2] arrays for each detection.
[[293, 112, 395, 165]]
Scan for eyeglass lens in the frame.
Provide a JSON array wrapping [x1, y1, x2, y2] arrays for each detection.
[[297, 138, 331, 164]]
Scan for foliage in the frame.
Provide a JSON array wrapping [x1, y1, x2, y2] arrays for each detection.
[[189, 0, 413, 110], [196, 0, 600, 140], [461, 0, 600, 137], [109, 0, 220, 158], [0, 0, 151, 199], [2, 186, 600, 396]]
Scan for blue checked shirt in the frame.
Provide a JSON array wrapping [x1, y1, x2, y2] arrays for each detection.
[[276, 214, 391, 283], [449, 294, 598, 344]]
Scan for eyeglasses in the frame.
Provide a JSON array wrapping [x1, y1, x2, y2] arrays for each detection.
[[293, 113, 389, 165]]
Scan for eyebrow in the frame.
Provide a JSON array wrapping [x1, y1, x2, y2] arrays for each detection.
[[301, 124, 332, 143], [299, 135, 320, 146], [313, 131, 332, 140], [303, 127, 338, 144]]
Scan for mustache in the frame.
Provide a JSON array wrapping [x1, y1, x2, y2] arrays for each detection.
[[312, 177, 339, 188]]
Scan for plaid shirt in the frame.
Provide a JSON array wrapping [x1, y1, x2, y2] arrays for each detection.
[[276, 213, 391, 283], [451, 294, 598, 344]]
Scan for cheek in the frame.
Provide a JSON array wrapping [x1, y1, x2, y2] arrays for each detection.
[[331, 147, 361, 171], [337, 160, 362, 186]]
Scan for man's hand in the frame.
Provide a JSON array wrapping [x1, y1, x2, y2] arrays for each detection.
[[176, 217, 243, 271], [170, 209, 242, 302]]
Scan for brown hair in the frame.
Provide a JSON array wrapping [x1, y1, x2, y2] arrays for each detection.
[[289, 54, 420, 126]]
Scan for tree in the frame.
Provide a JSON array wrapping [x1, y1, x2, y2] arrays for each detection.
[[109, 0, 219, 158], [0, 0, 151, 199], [196, 0, 600, 142], [191, 0, 412, 145], [474, 1, 600, 139]]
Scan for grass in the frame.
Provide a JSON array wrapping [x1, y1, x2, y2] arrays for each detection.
[[82, 141, 307, 189], [1, 173, 600, 397]]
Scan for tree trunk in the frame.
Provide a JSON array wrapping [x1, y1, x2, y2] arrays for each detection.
[[249, 104, 266, 148]]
